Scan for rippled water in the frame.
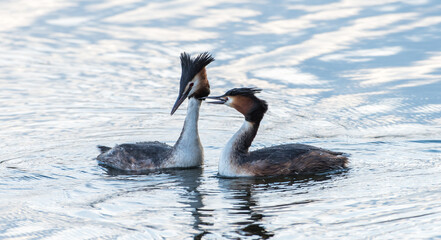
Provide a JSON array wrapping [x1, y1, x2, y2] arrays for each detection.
[[1, 0, 441, 239]]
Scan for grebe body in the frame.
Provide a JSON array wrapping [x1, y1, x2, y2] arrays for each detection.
[[205, 88, 348, 177], [97, 52, 214, 171]]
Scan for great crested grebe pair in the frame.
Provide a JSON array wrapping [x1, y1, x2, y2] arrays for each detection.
[[97, 52, 348, 177]]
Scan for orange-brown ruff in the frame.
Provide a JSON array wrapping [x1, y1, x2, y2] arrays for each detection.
[[97, 52, 214, 171], [205, 88, 348, 177]]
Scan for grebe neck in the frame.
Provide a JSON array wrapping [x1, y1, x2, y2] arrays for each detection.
[[172, 97, 203, 167], [174, 97, 202, 148], [218, 120, 260, 176], [229, 120, 259, 155]]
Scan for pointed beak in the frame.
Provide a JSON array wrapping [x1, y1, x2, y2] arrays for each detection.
[[171, 85, 193, 115], [201, 95, 227, 104]]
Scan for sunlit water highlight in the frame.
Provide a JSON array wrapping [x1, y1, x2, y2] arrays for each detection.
[[1, 0, 440, 239]]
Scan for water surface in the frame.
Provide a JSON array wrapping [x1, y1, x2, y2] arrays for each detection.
[[1, 0, 441, 239]]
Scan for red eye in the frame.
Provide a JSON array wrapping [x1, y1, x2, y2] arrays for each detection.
[[189, 83, 194, 87], [225, 97, 229, 101]]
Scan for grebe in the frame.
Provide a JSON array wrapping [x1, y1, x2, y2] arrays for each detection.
[[204, 88, 348, 177], [97, 52, 214, 171]]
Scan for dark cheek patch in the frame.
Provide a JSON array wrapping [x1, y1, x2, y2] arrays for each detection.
[[189, 71, 210, 99], [192, 87, 210, 99], [232, 96, 254, 116]]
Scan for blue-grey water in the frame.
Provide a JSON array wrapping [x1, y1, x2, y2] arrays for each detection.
[[1, 0, 441, 239]]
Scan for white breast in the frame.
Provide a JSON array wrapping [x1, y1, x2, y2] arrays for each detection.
[[218, 121, 253, 177]]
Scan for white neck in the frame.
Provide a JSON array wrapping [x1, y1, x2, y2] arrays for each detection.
[[219, 121, 254, 177], [171, 97, 203, 168]]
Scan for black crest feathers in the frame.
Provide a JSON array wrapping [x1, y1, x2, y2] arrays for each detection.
[[179, 52, 214, 87], [224, 88, 262, 97]]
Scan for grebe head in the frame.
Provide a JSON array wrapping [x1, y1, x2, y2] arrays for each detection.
[[205, 88, 268, 122], [171, 52, 215, 115]]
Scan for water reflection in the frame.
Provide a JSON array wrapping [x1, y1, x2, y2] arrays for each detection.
[[217, 174, 336, 239], [1, 0, 441, 238], [97, 167, 208, 238], [344, 52, 441, 87], [219, 178, 275, 239]]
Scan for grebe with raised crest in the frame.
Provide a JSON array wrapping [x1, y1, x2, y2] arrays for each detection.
[[204, 88, 348, 177], [97, 52, 214, 171]]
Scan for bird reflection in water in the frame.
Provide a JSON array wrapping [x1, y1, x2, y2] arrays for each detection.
[[101, 167, 210, 238], [217, 173, 342, 239]]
